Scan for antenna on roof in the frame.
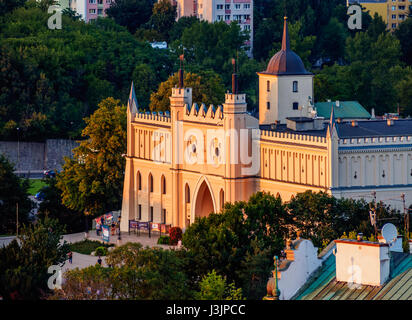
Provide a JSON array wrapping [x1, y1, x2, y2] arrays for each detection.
[[381, 223, 398, 246], [232, 58, 238, 94], [178, 54, 184, 88]]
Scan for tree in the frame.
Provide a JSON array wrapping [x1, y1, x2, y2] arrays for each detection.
[[132, 64, 158, 109], [182, 192, 288, 299], [268, 20, 316, 70], [169, 16, 199, 42], [149, 71, 225, 112], [195, 270, 243, 300], [106, 0, 155, 34], [56, 97, 126, 218], [395, 67, 412, 116], [394, 17, 412, 66], [316, 17, 347, 63], [146, 0, 176, 42], [170, 20, 248, 85], [52, 243, 195, 300], [0, 155, 32, 234], [0, 217, 69, 300], [0, 7, 173, 141], [0, 0, 25, 15], [37, 176, 86, 233]]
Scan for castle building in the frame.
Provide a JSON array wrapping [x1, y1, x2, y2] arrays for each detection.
[[120, 17, 412, 232]]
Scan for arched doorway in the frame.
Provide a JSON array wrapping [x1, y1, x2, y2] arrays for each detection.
[[194, 180, 215, 219]]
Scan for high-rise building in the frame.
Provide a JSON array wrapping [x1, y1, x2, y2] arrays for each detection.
[[347, 0, 411, 30], [68, 0, 114, 22], [173, 0, 253, 56]]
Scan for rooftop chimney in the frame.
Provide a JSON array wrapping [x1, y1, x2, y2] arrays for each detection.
[[334, 239, 390, 286]]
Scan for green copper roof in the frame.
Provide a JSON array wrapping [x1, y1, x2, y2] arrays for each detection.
[[294, 251, 412, 300], [315, 101, 371, 119]]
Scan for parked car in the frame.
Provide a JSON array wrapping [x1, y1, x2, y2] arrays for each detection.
[[43, 170, 56, 178], [35, 191, 45, 201]]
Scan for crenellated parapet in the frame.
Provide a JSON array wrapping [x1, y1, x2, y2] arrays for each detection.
[[132, 111, 172, 127], [260, 129, 327, 146], [183, 103, 224, 124], [339, 135, 412, 153]]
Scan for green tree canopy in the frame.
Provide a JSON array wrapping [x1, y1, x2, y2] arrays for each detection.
[[56, 97, 126, 217], [0, 217, 69, 300], [394, 17, 412, 66], [0, 155, 32, 234], [145, 0, 176, 42], [106, 0, 155, 34], [149, 71, 225, 112], [0, 6, 172, 141]]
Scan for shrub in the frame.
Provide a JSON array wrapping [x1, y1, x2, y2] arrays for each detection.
[[95, 246, 108, 256], [70, 240, 113, 255], [157, 235, 170, 245], [169, 227, 182, 245]]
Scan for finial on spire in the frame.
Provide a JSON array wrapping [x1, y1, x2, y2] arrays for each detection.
[[232, 58, 238, 94], [178, 54, 184, 88], [281, 16, 290, 51]]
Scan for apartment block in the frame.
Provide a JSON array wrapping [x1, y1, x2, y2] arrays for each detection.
[[174, 0, 253, 56]]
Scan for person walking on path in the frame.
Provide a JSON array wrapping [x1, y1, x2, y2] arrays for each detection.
[[97, 256, 102, 265], [68, 251, 73, 264]]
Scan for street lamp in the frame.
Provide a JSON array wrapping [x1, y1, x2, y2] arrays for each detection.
[[16, 127, 20, 173], [273, 255, 280, 300], [118, 215, 121, 241]]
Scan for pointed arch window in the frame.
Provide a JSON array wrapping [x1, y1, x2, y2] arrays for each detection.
[[161, 175, 166, 194], [137, 171, 141, 190], [149, 173, 153, 193], [185, 184, 190, 203]]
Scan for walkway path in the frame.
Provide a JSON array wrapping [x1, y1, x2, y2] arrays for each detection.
[[0, 231, 176, 272]]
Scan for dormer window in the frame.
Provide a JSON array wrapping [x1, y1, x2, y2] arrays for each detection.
[[267, 81, 270, 92], [293, 81, 298, 92]]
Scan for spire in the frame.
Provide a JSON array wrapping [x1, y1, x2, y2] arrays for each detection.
[[128, 81, 138, 114], [281, 16, 290, 51], [328, 103, 339, 138], [329, 103, 336, 128]]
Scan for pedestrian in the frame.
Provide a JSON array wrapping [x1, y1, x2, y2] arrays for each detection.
[[68, 251, 73, 264], [97, 256, 102, 265]]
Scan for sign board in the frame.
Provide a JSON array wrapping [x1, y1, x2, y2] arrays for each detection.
[[138, 222, 149, 231], [102, 225, 110, 242], [161, 224, 171, 234], [151, 223, 160, 232], [129, 220, 138, 229]]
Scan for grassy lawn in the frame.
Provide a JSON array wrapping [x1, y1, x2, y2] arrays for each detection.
[[28, 179, 47, 196], [69, 239, 114, 255]]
